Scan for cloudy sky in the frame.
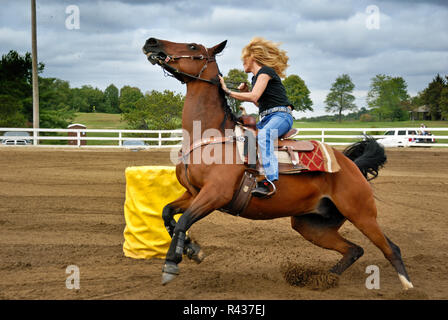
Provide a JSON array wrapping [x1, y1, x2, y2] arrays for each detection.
[[1, 0, 447, 117]]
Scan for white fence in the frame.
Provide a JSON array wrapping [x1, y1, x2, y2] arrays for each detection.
[[1, 127, 448, 148]]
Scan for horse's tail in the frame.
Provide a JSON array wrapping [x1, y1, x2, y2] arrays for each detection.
[[342, 135, 387, 181]]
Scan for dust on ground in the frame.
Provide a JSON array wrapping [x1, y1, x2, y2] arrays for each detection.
[[0, 146, 447, 300]]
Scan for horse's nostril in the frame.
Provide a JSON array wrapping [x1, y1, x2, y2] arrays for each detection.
[[146, 38, 158, 46]]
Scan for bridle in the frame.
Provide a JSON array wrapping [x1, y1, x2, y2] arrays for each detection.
[[147, 43, 239, 136], [149, 44, 219, 85]]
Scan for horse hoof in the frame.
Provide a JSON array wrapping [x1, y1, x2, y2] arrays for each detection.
[[161, 272, 178, 286], [398, 274, 414, 290], [161, 262, 179, 286], [185, 242, 205, 264], [193, 249, 205, 264]]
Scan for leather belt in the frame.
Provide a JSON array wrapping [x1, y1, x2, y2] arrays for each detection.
[[260, 106, 292, 120]]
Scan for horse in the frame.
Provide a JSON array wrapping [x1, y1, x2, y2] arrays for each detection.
[[142, 37, 414, 290]]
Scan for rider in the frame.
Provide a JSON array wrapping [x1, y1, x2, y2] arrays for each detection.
[[219, 37, 294, 198]]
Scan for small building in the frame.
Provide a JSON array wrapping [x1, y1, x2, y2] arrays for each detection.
[[409, 105, 431, 121], [67, 124, 87, 146]]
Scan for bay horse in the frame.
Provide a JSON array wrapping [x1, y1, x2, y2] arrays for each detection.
[[142, 37, 414, 290]]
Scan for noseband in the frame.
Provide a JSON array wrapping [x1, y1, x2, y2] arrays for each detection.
[[153, 45, 218, 85]]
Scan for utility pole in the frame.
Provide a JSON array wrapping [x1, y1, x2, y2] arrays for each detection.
[[31, 0, 39, 145]]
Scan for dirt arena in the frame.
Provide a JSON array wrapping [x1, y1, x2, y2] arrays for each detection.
[[0, 146, 447, 300]]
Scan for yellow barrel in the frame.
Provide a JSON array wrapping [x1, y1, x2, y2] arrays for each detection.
[[123, 166, 186, 259]]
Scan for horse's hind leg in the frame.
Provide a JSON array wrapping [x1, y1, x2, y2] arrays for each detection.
[[291, 199, 364, 275], [336, 195, 414, 290], [350, 212, 413, 290]]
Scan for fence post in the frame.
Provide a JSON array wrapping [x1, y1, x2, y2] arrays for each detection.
[[119, 132, 122, 147], [158, 132, 162, 147], [321, 130, 325, 143], [77, 130, 80, 147], [33, 128, 38, 146]]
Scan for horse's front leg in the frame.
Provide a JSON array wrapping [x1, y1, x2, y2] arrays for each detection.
[[161, 185, 232, 285], [162, 191, 203, 263], [162, 191, 192, 238]]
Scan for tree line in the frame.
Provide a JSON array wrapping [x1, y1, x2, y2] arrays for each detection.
[[322, 73, 448, 123], [0, 50, 142, 128]]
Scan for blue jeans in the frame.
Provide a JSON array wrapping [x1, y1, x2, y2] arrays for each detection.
[[256, 111, 294, 182]]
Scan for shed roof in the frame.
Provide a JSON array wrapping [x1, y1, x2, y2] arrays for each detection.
[[412, 105, 430, 113], [67, 123, 87, 129]]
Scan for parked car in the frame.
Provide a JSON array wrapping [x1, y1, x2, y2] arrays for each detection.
[[376, 129, 435, 147], [123, 140, 146, 151], [1, 131, 32, 145]]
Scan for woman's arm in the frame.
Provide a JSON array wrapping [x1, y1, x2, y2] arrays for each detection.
[[219, 74, 270, 106]]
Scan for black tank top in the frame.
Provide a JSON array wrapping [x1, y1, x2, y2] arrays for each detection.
[[251, 66, 293, 114]]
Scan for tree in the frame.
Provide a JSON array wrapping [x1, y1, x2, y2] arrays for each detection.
[[0, 50, 44, 95], [0, 50, 44, 123], [440, 86, 448, 120], [223, 69, 250, 116], [282, 74, 313, 112], [366, 74, 409, 121], [38, 78, 75, 128], [325, 74, 357, 122], [73, 85, 106, 113], [122, 90, 184, 130], [421, 74, 445, 120], [360, 113, 373, 122], [119, 86, 144, 113], [0, 94, 27, 127], [0, 51, 73, 128], [70, 87, 89, 112], [104, 84, 120, 113]]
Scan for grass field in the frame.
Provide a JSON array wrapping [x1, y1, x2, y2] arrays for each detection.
[[73, 112, 127, 129], [70, 113, 175, 146]]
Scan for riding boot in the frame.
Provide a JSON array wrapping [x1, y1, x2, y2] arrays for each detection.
[[251, 179, 275, 198]]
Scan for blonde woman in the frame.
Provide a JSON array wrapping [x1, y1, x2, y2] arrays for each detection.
[[219, 37, 294, 197]]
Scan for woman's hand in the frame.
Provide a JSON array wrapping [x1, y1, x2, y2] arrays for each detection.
[[218, 76, 231, 95], [238, 82, 249, 92]]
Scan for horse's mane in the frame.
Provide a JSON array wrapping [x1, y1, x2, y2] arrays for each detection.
[[213, 76, 239, 130]]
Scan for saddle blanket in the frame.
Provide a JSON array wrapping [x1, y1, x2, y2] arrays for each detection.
[[235, 125, 340, 174]]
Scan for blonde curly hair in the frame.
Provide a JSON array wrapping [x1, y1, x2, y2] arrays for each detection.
[[241, 37, 289, 78]]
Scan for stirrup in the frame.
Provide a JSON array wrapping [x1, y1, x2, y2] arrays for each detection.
[[251, 179, 276, 199]]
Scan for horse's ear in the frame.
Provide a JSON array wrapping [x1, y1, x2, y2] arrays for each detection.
[[210, 40, 227, 56]]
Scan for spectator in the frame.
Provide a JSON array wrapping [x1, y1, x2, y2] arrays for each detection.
[[420, 124, 427, 136]]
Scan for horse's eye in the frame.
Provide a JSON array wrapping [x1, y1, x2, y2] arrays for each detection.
[[188, 44, 197, 50]]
